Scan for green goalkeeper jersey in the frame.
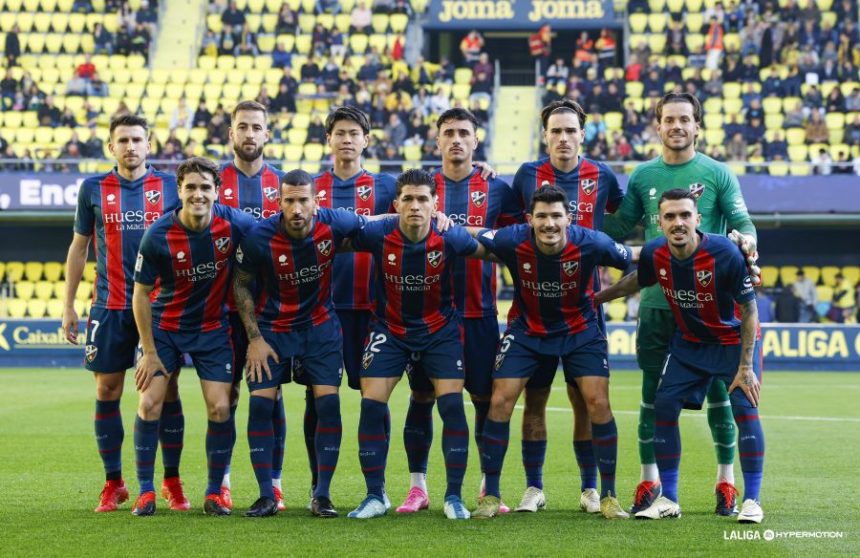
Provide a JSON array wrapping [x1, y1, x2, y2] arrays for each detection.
[[603, 152, 757, 310]]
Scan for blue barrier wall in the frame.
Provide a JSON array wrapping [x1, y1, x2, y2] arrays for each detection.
[[2, 319, 858, 371]]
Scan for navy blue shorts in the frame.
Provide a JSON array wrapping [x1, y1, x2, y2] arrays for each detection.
[[84, 307, 139, 373], [250, 318, 344, 391], [228, 311, 248, 385], [494, 324, 610, 388], [152, 327, 234, 383], [657, 338, 764, 410], [337, 309, 372, 391], [362, 319, 464, 383], [406, 315, 499, 396]]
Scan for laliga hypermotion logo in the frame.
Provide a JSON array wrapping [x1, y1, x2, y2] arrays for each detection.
[[427, 250, 442, 268], [659, 268, 668, 280], [263, 187, 278, 201], [176, 251, 187, 263], [317, 239, 332, 256], [697, 270, 713, 287], [278, 254, 288, 266], [471, 191, 486, 207], [357, 185, 373, 201], [222, 188, 234, 200], [581, 178, 595, 195], [215, 237, 231, 254], [563, 260, 578, 276], [317, 190, 327, 202], [145, 190, 161, 204]]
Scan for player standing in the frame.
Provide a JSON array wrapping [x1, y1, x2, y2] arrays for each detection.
[[470, 185, 632, 520], [508, 99, 624, 514], [347, 169, 482, 520], [62, 114, 188, 513], [130, 157, 254, 516], [396, 108, 522, 514], [217, 100, 287, 511], [602, 92, 758, 515], [233, 170, 373, 518], [595, 189, 765, 524]]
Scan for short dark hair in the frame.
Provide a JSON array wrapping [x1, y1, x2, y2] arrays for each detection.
[[231, 100, 268, 122], [657, 188, 698, 209], [176, 157, 221, 189], [530, 184, 569, 213], [655, 92, 703, 124], [280, 168, 315, 194], [109, 114, 148, 136], [325, 105, 370, 135], [540, 99, 586, 129], [436, 107, 479, 133], [395, 168, 435, 197]]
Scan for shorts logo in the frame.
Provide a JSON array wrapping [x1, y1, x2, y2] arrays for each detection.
[[263, 187, 278, 201], [522, 262, 532, 273], [176, 251, 187, 263], [215, 237, 231, 254], [387, 253, 396, 265], [222, 188, 234, 200], [688, 183, 705, 200], [278, 254, 288, 266], [317, 189, 327, 202], [362, 351, 374, 369], [135, 252, 144, 273], [145, 190, 161, 204], [317, 239, 332, 256], [85, 344, 98, 363], [470, 191, 486, 207], [235, 246, 244, 263], [563, 260, 578, 276], [427, 250, 442, 268], [697, 270, 713, 287], [581, 178, 596, 195], [357, 185, 373, 201], [494, 352, 505, 370]]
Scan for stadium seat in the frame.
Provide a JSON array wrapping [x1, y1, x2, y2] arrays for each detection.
[[759, 266, 778, 288], [6, 261, 25, 282], [604, 112, 623, 130], [625, 81, 644, 98], [23, 261, 44, 282], [816, 285, 833, 303], [607, 302, 627, 322], [785, 128, 805, 145], [303, 143, 324, 161], [787, 145, 808, 162], [684, 34, 704, 53], [666, 0, 683, 11], [46, 298, 65, 319], [371, 14, 389, 33], [390, 13, 408, 33], [820, 265, 840, 286], [403, 144, 421, 161], [15, 281, 35, 300], [779, 266, 799, 288], [295, 34, 312, 54], [768, 161, 789, 176], [288, 128, 308, 145], [842, 266, 860, 286], [283, 144, 304, 163], [789, 163, 810, 176], [27, 299, 47, 318], [34, 13, 52, 33], [629, 14, 647, 33], [801, 266, 821, 285], [6, 299, 27, 319], [298, 15, 315, 34], [764, 114, 783, 130]]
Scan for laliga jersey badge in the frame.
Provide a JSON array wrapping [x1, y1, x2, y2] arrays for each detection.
[[697, 270, 713, 288]]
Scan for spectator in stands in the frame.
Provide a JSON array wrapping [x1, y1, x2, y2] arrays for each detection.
[[832, 150, 853, 174], [755, 288, 775, 322], [86, 72, 109, 97], [76, 54, 97, 81], [221, 1, 246, 34], [726, 132, 748, 161], [596, 28, 617, 68], [170, 97, 194, 131], [783, 100, 805, 128], [5, 24, 20, 67], [379, 143, 402, 174], [60, 107, 79, 128], [665, 20, 687, 55], [0, 69, 17, 110], [775, 285, 801, 322], [473, 52, 494, 84], [411, 86, 431, 116], [811, 147, 833, 175], [429, 86, 450, 115], [92, 22, 114, 55], [279, 66, 298, 94], [745, 116, 766, 144], [306, 115, 326, 144], [235, 23, 259, 56], [301, 54, 321, 82], [469, 71, 493, 105], [206, 105, 230, 144], [404, 111, 428, 146], [825, 86, 846, 114], [72, 0, 93, 12], [663, 58, 683, 85], [383, 113, 407, 147], [791, 269, 818, 322], [804, 111, 829, 144], [437, 56, 455, 83], [315, 0, 341, 15], [192, 99, 213, 128], [200, 30, 218, 56], [131, 23, 151, 58], [391, 0, 413, 16], [311, 22, 329, 56], [320, 56, 341, 92], [705, 16, 725, 70], [760, 67, 782, 97], [584, 112, 606, 145], [738, 55, 759, 81], [136, 0, 158, 37], [845, 114, 860, 145], [271, 41, 292, 69], [460, 30, 484, 68], [642, 68, 664, 98], [270, 83, 296, 113], [350, 1, 372, 33], [37, 96, 62, 127], [625, 53, 642, 82], [82, 126, 103, 158], [765, 130, 788, 159], [830, 273, 856, 323], [274, 3, 297, 34], [329, 27, 346, 59]]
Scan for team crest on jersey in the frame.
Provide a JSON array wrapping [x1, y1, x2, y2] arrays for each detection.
[[362, 351, 374, 369], [357, 185, 373, 201], [697, 270, 713, 287], [470, 191, 486, 207], [317, 239, 332, 256], [688, 183, 705, 200], [563, 261, 578, 276], [427, 250, 442, 268], [85, 344, 98, 363], [581, 178, 596, 195], [263, 187, 278, 201], [215, 237, 231, 254], [145, 190, 161, 204]]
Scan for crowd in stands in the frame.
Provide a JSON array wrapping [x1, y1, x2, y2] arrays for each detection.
[[755, 268, 858, 324]]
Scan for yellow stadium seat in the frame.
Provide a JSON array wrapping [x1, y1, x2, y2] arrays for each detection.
[[368, 33, 388, 52], [287, 127, 308, 145], [26, 299, 47, 318], [703, 113, 723, 129], [629, 13, 648, 33], [390, 13, 408, 33], [295, 33, 312, 54], [722, 82, 741, 99], [33, 13, 52, 33], [816, 285, 833, 303], [0, 262, 4, 281], [225, 68, 244, 85], [52, 281, 65, 300], [684, 33, 703, 53], [27, 33, 45, 53], [820, 266, 840, 286], [46, 298, 65, 319], [17, 12, 34, 32], [825, 113, 844, 131], [68, 13, 86, 33], [779, 266, 799, 288], [454, 67, 472, 85], [261, 13, 277, 33], [24, 261, 44, 281], [759, 266, 778, 288], [647, 34, 666, 53], [298, 14, 315, 34], [52, 13, 69, 32], [283, 144, 304, 163], [604, 112, 623, 130], [35, 280, 54, 301], [789, 163, 810, 176], [786, 128, 805, 146], [607, 302, 628, 322], [83, 262, 96, 282], [801, 266, 821, 285], [704, 129, 725, 146], [648, 0, 666, 9], [646, 13, 666, 33], [332, 13, 351, 33], [16, 280, 35, 300], [6, 299, 27, 319], [303, 143, 324, 161], [62, 34, 81, 53], [843, 266, 860, 286], [246, 13, 261, 31], [371, 14, 389, 33], [723, 98, 742, 115], [217, 55, 236, 70], [768, 161, 789, 176], [787, 145, 807, 162], [74, 298, 87, 317], [762, 98, 782, 116]]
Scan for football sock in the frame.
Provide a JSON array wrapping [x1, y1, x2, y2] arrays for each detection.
[[206, 417, 234, 497], [403, 398, 435, 475], [641, 463, 659, 483], [573, 440, 597, 491], [95, 399, 124, 479], [654, 401, 683, 503], [481, 418, 510, 499], [734, 407, 765, 503], [707, 381, 736, 466], [522, 439, 547, 490], [591, 419, 619, 498], [358, 398, 388, 499], [222, 404, 238, 486], [383, 405, 391, 466], [472, 399, 490, 472], [437, 393, 469, 499], [159, 399, 184, 478], [272, 392, 286, 485], [638, 370, 659, 475], [133, 416, 158, 494], [410, 472, 427, 492], [303, 387, 318, 488], [717, 464, 735, 485], [247, 396, 275, 500], [313, 394, 342, 499]]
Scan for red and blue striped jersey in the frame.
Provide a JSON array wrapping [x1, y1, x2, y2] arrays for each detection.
[[314, 169, 396, 311], [433, 169, 523, 318], [511, 157, 624, 230], [134, 205, 254, 333], [74, 166, 178, 310], [478, 224, 632, 337], [236, 208, 367, 332], [638, 232, 756, 345], [217, 162, 285, 220], [352, 220, 479, 338]]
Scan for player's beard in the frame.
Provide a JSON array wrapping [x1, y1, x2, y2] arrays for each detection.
[[234, 143, 264, 163], [662, 133, 695, 152]]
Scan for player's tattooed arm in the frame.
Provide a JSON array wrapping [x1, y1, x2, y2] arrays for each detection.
[[233, 267, 261, 341], [729, 299, 761, 407], [132, 281, 167, 392], [593, 270, 641, 306]]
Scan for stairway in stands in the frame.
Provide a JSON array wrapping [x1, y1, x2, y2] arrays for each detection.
[[151, 0, 206, 69], [490, 86, 538, 175]]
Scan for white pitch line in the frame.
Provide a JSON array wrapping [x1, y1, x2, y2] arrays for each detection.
[[509, 405, 860, 423]]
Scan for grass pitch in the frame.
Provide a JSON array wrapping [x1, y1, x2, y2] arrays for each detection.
[[0, 369, 858, 557]]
